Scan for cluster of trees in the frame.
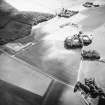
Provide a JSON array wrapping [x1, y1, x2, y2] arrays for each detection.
[[0, 0, 54, 46]]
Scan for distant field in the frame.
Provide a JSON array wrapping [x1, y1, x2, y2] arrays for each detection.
[[0, 0, 54, 45]]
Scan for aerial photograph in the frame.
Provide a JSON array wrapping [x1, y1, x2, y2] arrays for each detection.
[[0, 0, 105, 105]]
